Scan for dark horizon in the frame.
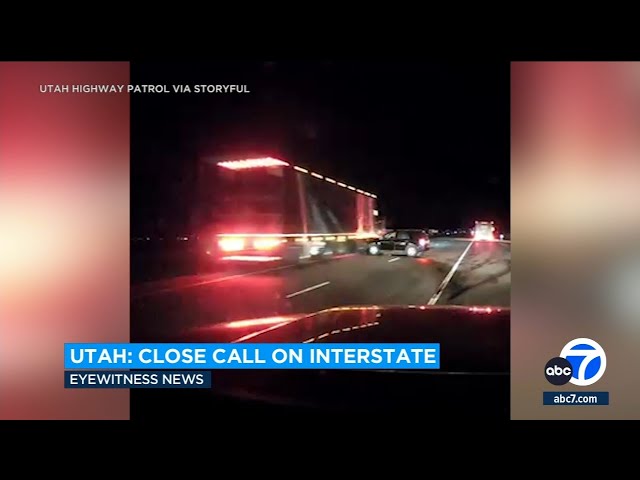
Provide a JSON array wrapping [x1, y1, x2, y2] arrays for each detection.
[[131, 61, 509, 236]]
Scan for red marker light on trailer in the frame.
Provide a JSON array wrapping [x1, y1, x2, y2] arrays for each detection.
[[221, 255, 281, 262]]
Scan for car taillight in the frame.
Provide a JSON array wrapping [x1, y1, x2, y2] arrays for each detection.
[[419, 238, 427, 247], [219, 237, 245, 252], [253, 238, 283, 250]]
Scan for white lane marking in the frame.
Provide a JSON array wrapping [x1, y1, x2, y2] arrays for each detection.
[[388, 257, 400, 263], [285, 281, 331, 299], [428, 241, 474, 305]]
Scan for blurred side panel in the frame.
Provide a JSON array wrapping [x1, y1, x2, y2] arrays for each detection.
[[512, 61, 640, 419], [0, 62, 130, 419]]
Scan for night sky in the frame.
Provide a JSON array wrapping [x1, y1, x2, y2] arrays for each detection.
[[131, 61, 509, 236]]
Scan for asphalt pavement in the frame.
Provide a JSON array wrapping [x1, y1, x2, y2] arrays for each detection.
[[131, 238, 510, 341]]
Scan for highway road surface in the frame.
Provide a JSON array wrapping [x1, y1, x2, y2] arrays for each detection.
[[131, 238, 510, 341]]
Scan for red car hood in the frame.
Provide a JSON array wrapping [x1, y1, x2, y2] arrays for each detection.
[[182, 305, 509, 373]]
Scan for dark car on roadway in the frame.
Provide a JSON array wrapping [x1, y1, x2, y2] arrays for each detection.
[[366, 229, 430, 257], [136, 305, 509, 418]]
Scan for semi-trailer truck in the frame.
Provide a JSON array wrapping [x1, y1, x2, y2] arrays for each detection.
[[197, 156, 379, 264]]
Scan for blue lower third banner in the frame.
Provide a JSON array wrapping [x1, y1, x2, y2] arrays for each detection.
[[543, 392, 609, 406], [64, 343, 440, 370], [65, 370, 212, 388]]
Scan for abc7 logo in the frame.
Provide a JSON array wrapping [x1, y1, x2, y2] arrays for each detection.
[[545, 357, 573, 385], [545, 338, 606, 386]]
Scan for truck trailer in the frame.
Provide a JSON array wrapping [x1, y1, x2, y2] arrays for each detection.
[[198, 156, 379, 263], [472, 221, 496, 241]]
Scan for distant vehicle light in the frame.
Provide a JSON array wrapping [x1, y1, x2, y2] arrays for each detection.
[[419, 238, 427, 247], [217, 157, 289, 170], [369, 245, 379, 255], [219, 237, 245, 251]]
